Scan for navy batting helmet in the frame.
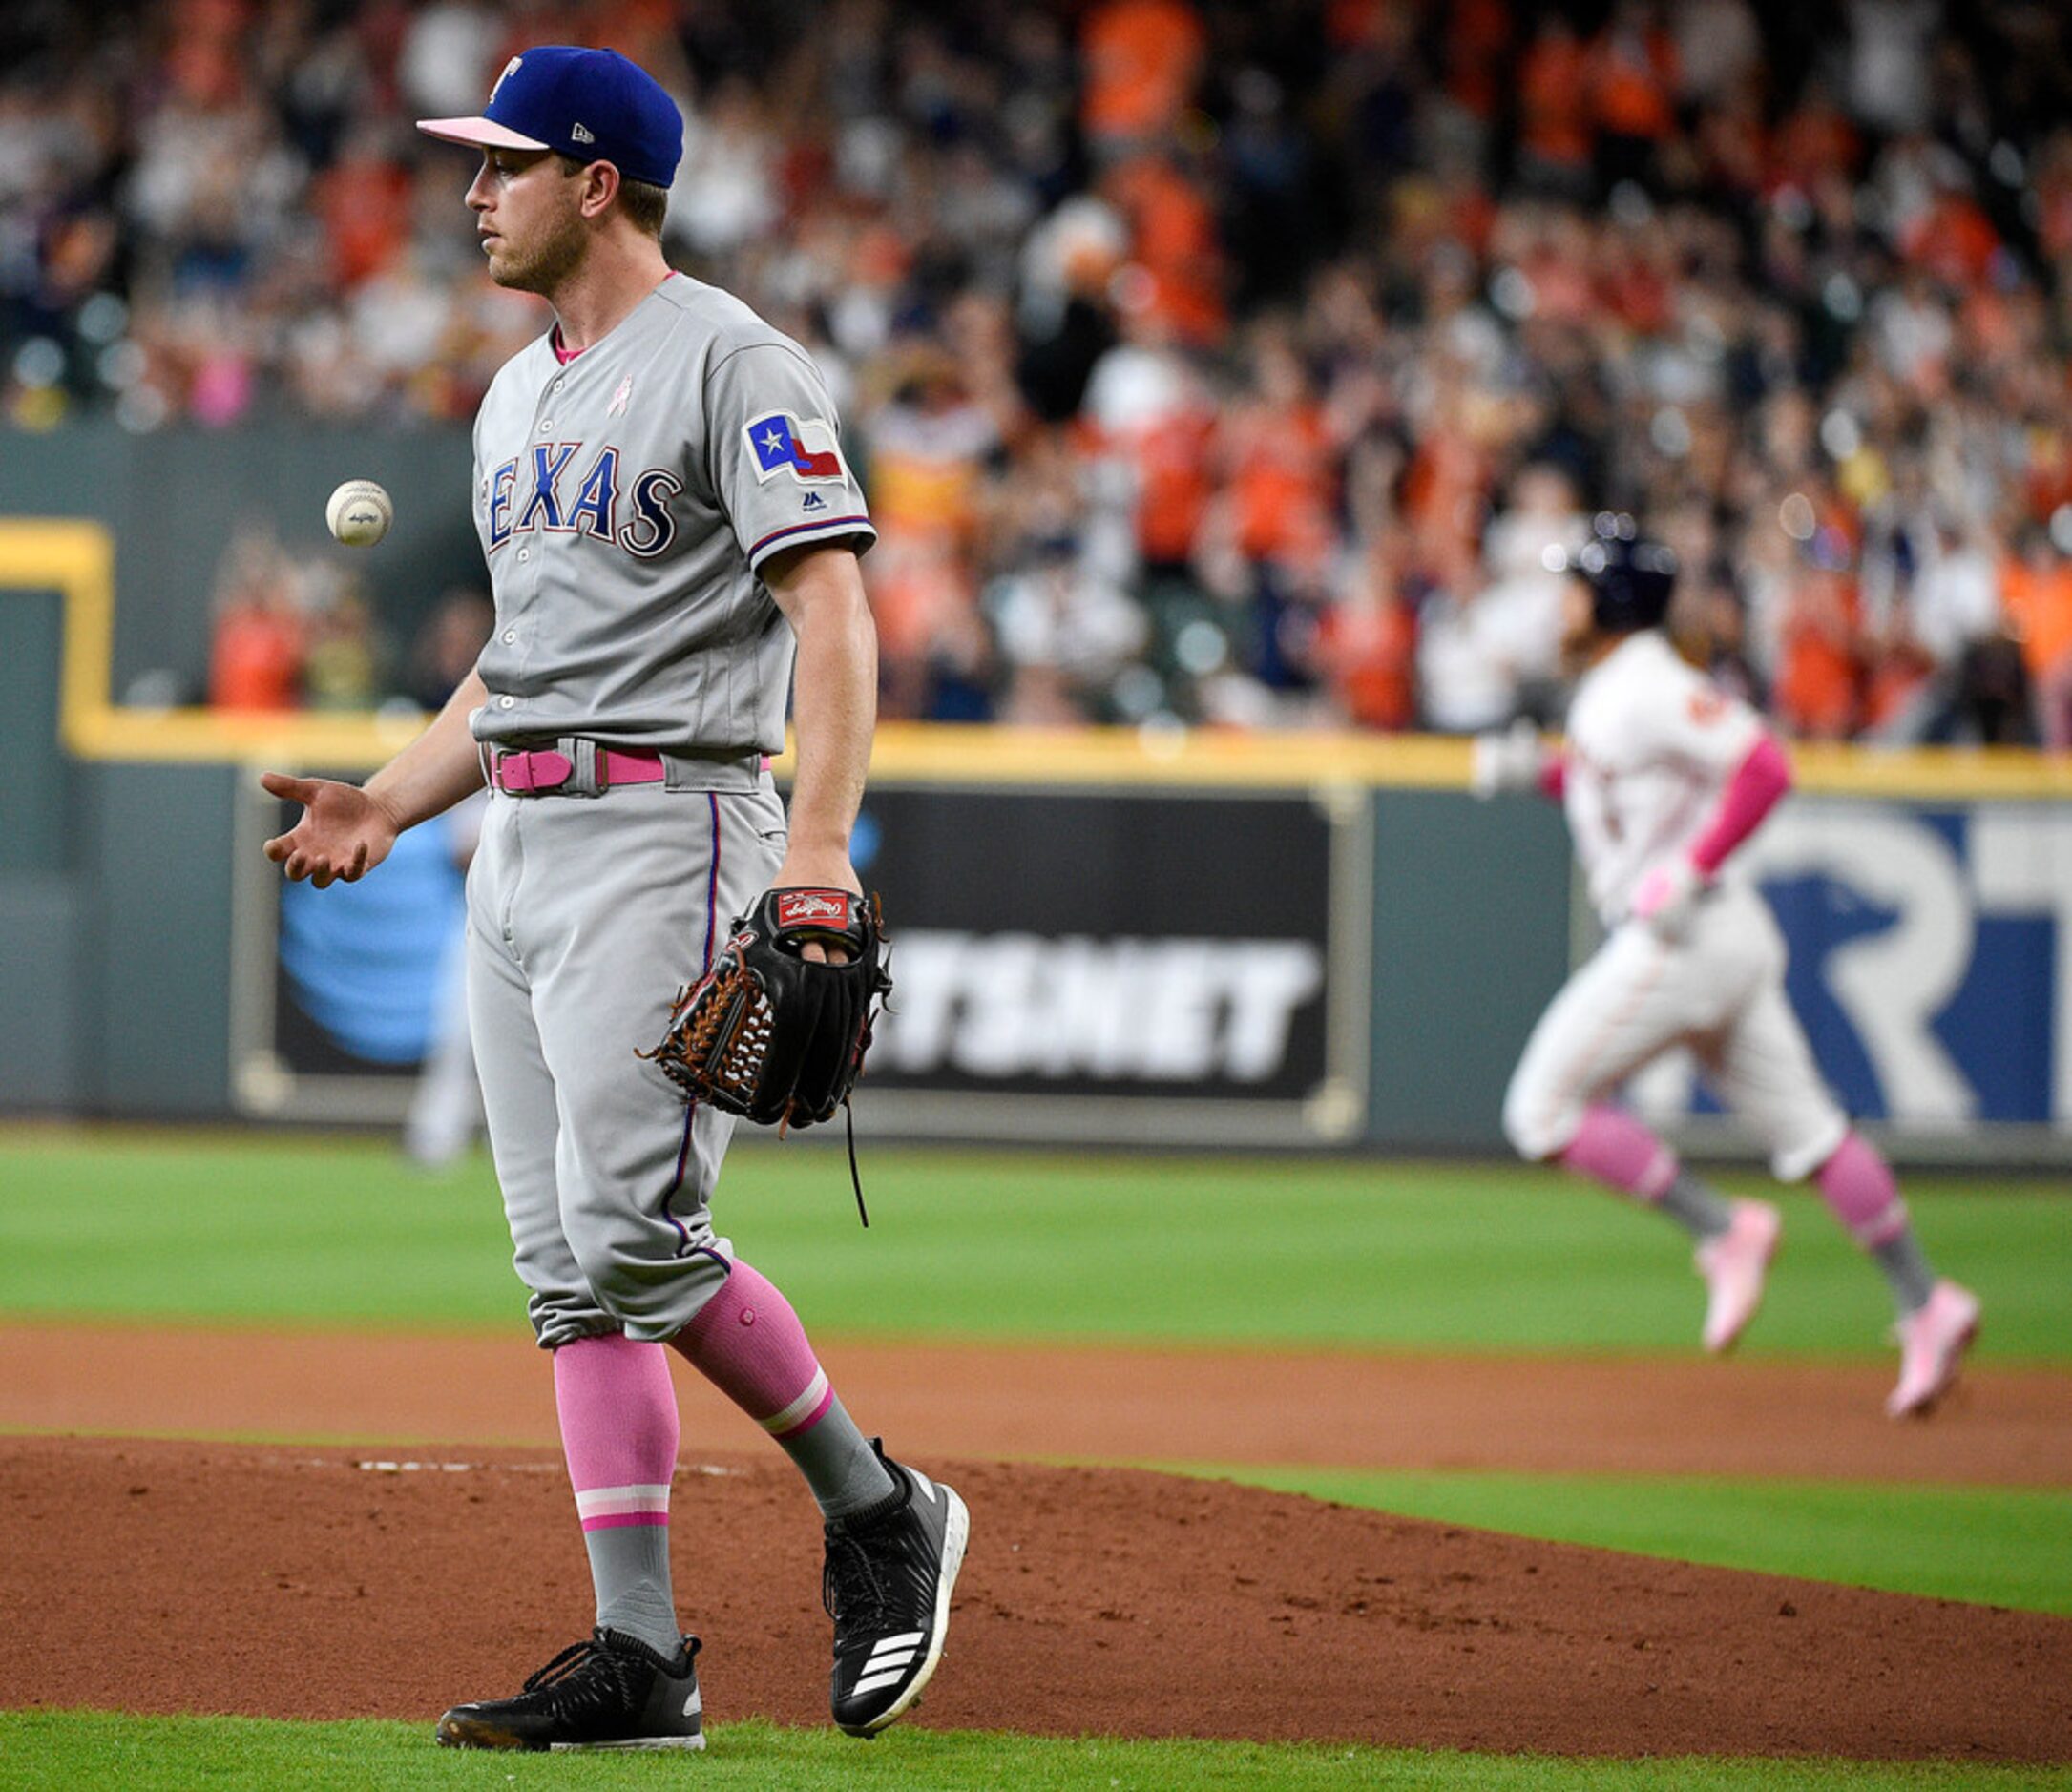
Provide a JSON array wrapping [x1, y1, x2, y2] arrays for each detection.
[[1572, 512, 1677, 633]]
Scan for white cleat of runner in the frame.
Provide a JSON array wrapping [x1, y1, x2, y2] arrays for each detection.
[[1695, 1199, 1782, 1355], [1887, 1281, 1981, 1418]]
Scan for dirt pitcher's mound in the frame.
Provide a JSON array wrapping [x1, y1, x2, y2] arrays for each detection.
[[4, 1439, 2069, 1761]]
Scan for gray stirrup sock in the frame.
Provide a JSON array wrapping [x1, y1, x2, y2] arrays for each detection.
[[1873, 1230, 1937, 1316], [585, 1527, 681, 1660], [783, 1393, 898, 1521], [1657, 1168, 1734, 1241]]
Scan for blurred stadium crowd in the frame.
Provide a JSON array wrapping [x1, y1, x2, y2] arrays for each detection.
[[6, 0, 2072, 742]]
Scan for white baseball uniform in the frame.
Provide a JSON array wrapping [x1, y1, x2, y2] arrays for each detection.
[[1502, 630, 1849, 1180], [462, 271, 875, 1347]]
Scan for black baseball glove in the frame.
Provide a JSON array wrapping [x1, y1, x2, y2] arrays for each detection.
[[640, 886, 891, 1133]]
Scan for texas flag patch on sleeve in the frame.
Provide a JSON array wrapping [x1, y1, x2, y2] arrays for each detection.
[[744, 412, 848, 484]]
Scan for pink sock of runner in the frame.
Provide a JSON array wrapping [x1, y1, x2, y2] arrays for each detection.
[[554, 1332, 681, 1657], [671, 1260, 896, 1520], [1559, 1104, 1680, 1201], [1814, 1131, 1906, 1245], [1815, 1131, 1937, 1312]]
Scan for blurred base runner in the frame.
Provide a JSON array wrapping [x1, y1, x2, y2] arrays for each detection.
[[1476, 515, 1979, 1419]]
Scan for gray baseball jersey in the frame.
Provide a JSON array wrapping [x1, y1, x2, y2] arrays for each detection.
[[468, 270, 874, 759], [460, 272, 871, 1346]]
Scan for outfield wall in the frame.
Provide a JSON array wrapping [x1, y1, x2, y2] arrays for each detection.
[[4, 516, 2071, 1163]]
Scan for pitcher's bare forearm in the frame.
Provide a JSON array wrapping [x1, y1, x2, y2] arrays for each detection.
[[766, 546, 876, 887], [365, 668, 492, 832]]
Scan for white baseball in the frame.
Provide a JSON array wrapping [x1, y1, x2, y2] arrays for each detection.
[[325, 479, 393, 547]]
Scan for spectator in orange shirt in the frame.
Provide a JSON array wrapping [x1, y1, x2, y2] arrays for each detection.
[[1081, 0, 1206, 153], [1442, 0, 1514, 126], [1104, 154, 1225, 346], [1768, 83, 1862, 190], [1771, 561, 1863, 740], [2000, 530, 2072, 748], [1517, 16, 1594, 194], [1317, 568, 1417, 729], [1218, 328, 1336, 573], [858, 350, 1002, 717], [207, 531, 304, 711], [1588, 1, 1680, 192], [308, 122, 413, 289]]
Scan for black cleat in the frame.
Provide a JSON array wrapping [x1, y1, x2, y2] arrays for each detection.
[[435, 1628, 704, 1751], [824, 1442, 970, 1737]]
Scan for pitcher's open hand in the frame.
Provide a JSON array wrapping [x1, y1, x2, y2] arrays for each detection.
[[260, 771, 402, 888]]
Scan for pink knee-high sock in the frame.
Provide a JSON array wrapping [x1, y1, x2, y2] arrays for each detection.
[[1559, 1104, 1680, 1201], [1815, 1131, 1908, 1247], [554, 1332, 680, 1531], [671, 1259, 833, 1440]]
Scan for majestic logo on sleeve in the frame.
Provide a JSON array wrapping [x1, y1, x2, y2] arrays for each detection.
[[744, 412, 848, 484]]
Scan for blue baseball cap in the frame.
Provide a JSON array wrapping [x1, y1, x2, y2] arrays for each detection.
[[418, 46, 682, 190]]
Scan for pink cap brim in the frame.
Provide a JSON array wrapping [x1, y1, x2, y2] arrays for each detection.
[[415, 115, 552, 152]]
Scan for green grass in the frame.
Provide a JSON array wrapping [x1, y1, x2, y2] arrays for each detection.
[[2, 1714, 2065, 1792], [4, 1138, 2068, 1778], [1183, 1467, 2072, 1615], [1, 1131, 2067, 1361]]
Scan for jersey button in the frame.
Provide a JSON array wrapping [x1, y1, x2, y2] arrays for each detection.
[[501, 629, 516, 644], [497, 695, 514, 709], [538, 419, 554, 432], [517, 548, 530, 562]]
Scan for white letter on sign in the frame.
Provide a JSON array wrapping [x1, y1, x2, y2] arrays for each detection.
[[1970, 807, 2072, 1121], [1748, 808, 1976, 1124], [1221, 941, 1325, 1080]]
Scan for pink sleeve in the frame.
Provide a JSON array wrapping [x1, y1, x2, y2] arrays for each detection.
[[1687, 733, 1791, 876], [1537, 753, 1568, 802]]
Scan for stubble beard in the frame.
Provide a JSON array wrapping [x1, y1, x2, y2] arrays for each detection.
[[487, 209, 588, 298]]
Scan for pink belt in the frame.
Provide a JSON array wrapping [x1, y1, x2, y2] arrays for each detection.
[[489, 745, 665, 795]]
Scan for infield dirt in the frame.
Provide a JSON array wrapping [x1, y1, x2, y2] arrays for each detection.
[[5, 1323, 2069, 1485], [4, 1436, 2071, 1761], [5, 1325, 2072, 1761]]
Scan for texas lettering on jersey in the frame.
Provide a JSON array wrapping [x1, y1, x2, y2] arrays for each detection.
[[484, 442, 682, 559]]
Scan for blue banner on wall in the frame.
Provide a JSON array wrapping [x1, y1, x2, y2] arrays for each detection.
[[1640, 800, 2067, 1136], [276, 821, 464, 1067]]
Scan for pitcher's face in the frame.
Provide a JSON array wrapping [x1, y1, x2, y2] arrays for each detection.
[[467, 149, 588, 295]]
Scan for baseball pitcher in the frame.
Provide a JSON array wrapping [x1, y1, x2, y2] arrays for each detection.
[[1476, 513, 1979, 1418], [262, 47, 964, 1750]]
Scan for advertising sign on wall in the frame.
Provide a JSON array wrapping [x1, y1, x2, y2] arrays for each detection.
[[232, 783, 471, 1121], [848, 785, 1369, 1143], [234, 779, 1371, 1144]]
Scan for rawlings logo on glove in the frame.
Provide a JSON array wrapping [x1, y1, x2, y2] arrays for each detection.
[[639, 887, 892, 1135], [775, 889, 854, 929]]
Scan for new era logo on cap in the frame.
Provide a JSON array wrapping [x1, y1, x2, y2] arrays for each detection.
[[416, 46, 683, 189]]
